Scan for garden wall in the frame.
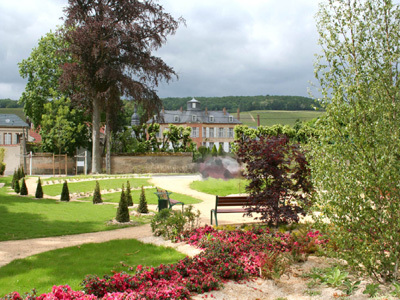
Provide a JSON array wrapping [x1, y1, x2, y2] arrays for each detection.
[[105, 153, 197, 174]]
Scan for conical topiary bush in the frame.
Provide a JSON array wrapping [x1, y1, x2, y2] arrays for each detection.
[[92, 181, 102, 204], [137, 185, 149, 214], [211, 144, 218, 157], [20, 178, 28, 196], [60, 181, 70, 201], [116, 184, 130, 223], [35, 177, 43, 199], [125, 181, 133, 207], [14, 179, 20, 194], [11, 170, 17, 189]]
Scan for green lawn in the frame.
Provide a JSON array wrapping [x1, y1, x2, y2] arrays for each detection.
[[41, 174, 150, 183], [0, 177, 148, 241], [240, 110, 324, 127], [189, 178, 249, 196], [42, 178, 151, 196], [0, 239, 186, 297], [79, 188, 202, 205]]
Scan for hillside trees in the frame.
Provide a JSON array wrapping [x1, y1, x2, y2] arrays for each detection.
[[311, 0, 400, 282], [60, 0, 183, 173]]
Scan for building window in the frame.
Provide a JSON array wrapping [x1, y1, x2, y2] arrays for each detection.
[[228, 128, 234, 138], [4, 133, 11, 145], [191, 127, 199, 138], [209, 115, 214, 122], [174, 115, 180, 122], [229, 115, 233, 122], [218, 128, 225, 138], [209, 128, 214, 138], [192, 115, 197, 122], [192, 102, 196, 109]]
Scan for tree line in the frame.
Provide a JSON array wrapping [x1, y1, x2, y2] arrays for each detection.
[[161, 95, 321, 112], [0, 99, 23, 108]]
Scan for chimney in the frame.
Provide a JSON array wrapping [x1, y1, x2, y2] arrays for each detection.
[[223, 107, 226, 115], [237, 108, 240, 121], [205, 107, 208, 115], [180, 106, 183, 112]]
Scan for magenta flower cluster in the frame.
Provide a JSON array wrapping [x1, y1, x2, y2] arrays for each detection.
[[2, 226, 327, 300]]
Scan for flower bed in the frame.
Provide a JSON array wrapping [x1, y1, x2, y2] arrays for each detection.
[[2, 226, 327, 300]]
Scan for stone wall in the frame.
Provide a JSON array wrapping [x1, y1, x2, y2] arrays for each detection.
[[105, 153, 197, 174]]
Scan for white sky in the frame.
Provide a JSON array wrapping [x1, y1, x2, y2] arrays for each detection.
[[0, 0, 321, 100]]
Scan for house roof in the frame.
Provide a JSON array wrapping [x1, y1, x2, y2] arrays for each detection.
[[0, 114, 28, 128], [150, 110, 241, 125]]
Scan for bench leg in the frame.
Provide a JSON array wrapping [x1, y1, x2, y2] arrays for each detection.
[[210, 210, 213, 225]]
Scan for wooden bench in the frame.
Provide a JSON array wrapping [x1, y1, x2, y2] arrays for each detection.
[[154, 187, 184, 212], [210, 195, 251, 226]]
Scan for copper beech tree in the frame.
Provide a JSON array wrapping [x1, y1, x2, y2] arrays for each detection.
[[235, 133, 313, 226], [60, 0, 183, 173]]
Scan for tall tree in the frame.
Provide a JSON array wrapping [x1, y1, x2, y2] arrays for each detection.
[[60, 0, 183, 173], [311, 0, 400, 282]]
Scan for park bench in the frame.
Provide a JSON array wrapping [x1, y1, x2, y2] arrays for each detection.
[[154, 187, 184, 212], [210, 195, 251, 226]]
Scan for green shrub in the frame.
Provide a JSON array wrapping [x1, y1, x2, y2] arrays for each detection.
[[92, 181, 102, 204], [14, 179, 20, 194], [137, 186, 148, 213], [11, 170, 17, 189], [151, 205, 200, 240], [0, 148, 5, 175], [125, 181, 133, 207], [60, 181, 70, 201], [17, 166, 25, 180], [35, 177, 43, 199], [217, 144, 225, 156], [211, 144, 217, 157], [116, 184, 130, 223], [20, 178, 28, 196]]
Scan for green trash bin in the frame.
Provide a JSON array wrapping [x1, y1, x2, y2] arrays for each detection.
[[158, 199, 168, 211]]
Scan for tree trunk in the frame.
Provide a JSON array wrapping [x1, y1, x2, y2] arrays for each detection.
[[105, 110, 111, 174], [92, 97, 101, 174]]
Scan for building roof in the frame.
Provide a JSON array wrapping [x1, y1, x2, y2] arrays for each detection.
[[147, 98, 241, 125], [0, 114, 28, 128]]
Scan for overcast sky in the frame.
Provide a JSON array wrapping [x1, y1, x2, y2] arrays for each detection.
[[0, 0, 321, 100]]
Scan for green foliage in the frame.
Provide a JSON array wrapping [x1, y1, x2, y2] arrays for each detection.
[[35, 178, 43, 199], [40, 97, 89, 156], [217, 144, 224, 156], [137, 186, 149, 214], [11, 170, 17, 189], [161, 124, 195, 152], [0, 98, 23, 108], [311, 0, 400, 282], [17, 166, 25, 180], [92, 181, 102, 204], [211, 144, 217, 157], [60, 181, 70, 201], [150, 205, 200, 240], [363, 283, 381, 297], [390, 282, 400, 298], [0, 148, 5, 175], [161, 95, 321, 112], [14, 180, 20, 194], [125, 181, 133, 206], [116, 184, 130, 223], [20, 178, 28, 196]]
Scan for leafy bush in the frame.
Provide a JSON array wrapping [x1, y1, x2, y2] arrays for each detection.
[[92, 181, 102, 204], [125, 180, 133, 206], [211, 144, 217, 157], [14, 179, 20, 194], [20, 178, 28, 196], [60, 181, 70, 201], [137, 186, 148, 213], [151, 205, 200, 240], [35, 177, 43, 199], [116, 184, 130, 223], [11, 170, 17, 189], [235, 134, 313, 226]]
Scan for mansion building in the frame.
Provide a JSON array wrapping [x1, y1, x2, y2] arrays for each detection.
[[148, 98, 241, 152]]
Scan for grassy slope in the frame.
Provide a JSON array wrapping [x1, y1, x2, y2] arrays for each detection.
[[0, 177, 146, 241], [240, 110, 324, 127], [0, 239, 186, 296], [189, 178, 249, 196]]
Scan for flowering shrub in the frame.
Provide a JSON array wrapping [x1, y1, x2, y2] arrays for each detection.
[[2, 225, 328, 300]]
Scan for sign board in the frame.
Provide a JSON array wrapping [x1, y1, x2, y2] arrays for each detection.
[[77, 161, 85, 167]]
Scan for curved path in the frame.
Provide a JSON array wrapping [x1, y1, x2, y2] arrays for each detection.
[[0, 174, 256, 267]]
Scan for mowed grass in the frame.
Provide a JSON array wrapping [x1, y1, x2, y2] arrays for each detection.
[[240, 110, 325, 127], [0, 177, 146, 241], [0, 239, 186, 297], [42, 178, 151, 196], [79, 188, 202, 205], [41, 174, 151, 183], [189, 178, 249, 196]]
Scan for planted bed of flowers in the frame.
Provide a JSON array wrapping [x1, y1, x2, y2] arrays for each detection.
[[3, 225, 327, 300]]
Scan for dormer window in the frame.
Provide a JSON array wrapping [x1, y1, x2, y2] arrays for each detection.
[[192, 115, 197, 122], [209, 115, 214, 122], [229, 116, 233, 122], [174, 115, 180, 122], [192, 102, 196, 109]]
